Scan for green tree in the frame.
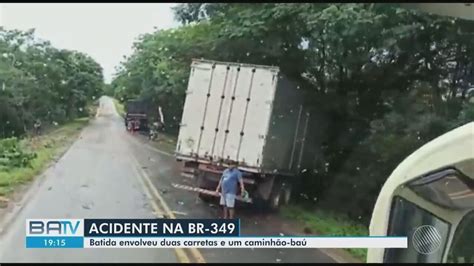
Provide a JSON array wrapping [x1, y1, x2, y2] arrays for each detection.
[[112, 3, 474, 221], [0, 27, 104, 137]]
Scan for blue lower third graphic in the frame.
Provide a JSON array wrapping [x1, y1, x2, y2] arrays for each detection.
[[26, 236, 84, 248]]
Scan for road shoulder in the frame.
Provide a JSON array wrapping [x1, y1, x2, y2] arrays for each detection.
[[273, 214, 363, 263], [0, 119, 90, 235], [128, 133, 363, 263]]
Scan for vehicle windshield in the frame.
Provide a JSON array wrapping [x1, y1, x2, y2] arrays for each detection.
[[384, 196, 450, 263], [447, 210, 474, 263]]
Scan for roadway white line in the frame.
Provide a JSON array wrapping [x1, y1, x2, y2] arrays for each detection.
[[127, 134, 174, 157], [144, 142, 173, 157]]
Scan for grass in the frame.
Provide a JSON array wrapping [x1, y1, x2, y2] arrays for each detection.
[[149, 133, 177, 154], [281, 204, 369, 262], [113, 98, 125, 118], [0, 118, 89, 199]]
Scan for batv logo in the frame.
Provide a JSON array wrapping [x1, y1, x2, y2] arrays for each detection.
[[26, 219, 84, 237]]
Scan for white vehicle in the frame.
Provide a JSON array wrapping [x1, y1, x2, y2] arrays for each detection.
[[368, 3, 474, 263], [367, 122, 474, 263], [175, 59, 321, 210]]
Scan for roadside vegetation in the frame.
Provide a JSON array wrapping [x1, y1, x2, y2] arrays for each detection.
[[149, 133, 177, 154], [0, 118, 90, 203], [0, 28, 104, 138], [112, 98, 125, 118], [281, 205, 368, 261], [0, 28, 104, 203], [110, 3, 474, 226]]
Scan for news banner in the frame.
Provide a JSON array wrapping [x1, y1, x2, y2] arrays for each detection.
[[25, 219, 407, 249]]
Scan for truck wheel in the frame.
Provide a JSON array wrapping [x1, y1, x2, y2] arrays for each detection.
[[266, 179, 292, 212], [267, 180, 285, 212], [282, 182, 292, 205], [269, 192, 281, 211]]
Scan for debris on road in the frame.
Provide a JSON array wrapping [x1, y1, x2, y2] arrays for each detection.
[[279, 233, 284, 236], [82, 202, 94, 210], [47, 186, 52, 191], [276, 258, 282, 263], [172, 211, 188, 216], [172, 183, 252, 203], [81, 184, 89, 188], [0, 196, 9, 202], [177, 201, 184, 206], [160, 189, 168, 194]]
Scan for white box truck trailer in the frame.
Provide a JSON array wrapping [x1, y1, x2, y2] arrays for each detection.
[[175, 59, 320, 210]]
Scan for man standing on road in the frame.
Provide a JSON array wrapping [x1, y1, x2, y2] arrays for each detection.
[[215, 160, 245, 219]]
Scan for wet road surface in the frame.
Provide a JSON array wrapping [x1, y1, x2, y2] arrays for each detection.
[[0, 97, 176, 263], [0, 96, 337, 263]]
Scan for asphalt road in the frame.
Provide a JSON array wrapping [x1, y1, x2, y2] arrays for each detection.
[[0, 96, 337, 263]]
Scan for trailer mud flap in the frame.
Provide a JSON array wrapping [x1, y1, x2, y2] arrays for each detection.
[[172, 183, 253, 203]]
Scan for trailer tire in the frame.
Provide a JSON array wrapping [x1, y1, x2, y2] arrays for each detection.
[[281, 181, 292, 205], [265, 179, 292, 212], [269, 190, 284, 212], [266, 179, 284, 212]]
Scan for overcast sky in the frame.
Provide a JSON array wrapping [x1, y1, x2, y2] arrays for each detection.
[[0, 3, 180, 83]]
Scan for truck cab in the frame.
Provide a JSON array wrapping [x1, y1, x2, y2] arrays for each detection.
[[367, 122, 474, 263]]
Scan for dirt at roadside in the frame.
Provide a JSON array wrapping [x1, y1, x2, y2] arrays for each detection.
[[268, 214, 363, 263], [230, 209, 363, 263], [0, 127, 84, 234]]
